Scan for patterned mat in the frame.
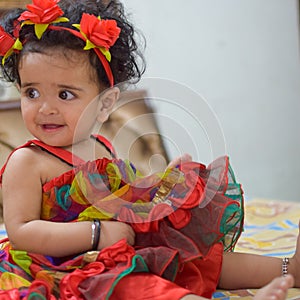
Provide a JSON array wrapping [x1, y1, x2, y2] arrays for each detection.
[[0, 198, 299, 299], [214, 198, 300, 299]]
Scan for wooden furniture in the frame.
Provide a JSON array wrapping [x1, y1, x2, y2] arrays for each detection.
[[0, 0, 30, 9], [0, 0, 31, 17]]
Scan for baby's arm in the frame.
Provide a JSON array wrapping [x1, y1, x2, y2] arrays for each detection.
[[2, 147, 134, 257]]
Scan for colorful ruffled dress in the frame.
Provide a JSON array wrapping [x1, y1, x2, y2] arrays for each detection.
[[0, 136, 244, 300]]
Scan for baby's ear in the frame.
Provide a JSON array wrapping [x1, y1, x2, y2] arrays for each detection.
[[97, 87, 120, 123]]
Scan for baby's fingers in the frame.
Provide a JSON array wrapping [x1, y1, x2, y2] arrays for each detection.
[[167, 153, 192, 168]]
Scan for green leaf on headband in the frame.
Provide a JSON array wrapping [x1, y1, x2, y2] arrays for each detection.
[[84, 39, 96, 50], [52, 17, 70, 24], [35, 24, 49, 39], [13, 38, 23, 51], [100, 48, 111, 62]]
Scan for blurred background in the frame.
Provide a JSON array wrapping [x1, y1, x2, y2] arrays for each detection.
[[122, 0, 300, 202]]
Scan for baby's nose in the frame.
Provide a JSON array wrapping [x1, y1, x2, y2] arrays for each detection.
[[39, 99, 58, 114]]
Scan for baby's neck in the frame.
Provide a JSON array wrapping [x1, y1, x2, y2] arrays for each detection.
[[64, 137, 112, 162]]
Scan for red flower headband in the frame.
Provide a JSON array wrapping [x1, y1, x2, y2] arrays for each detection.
[[0, 0, 121, 86], [0, 26, 23, 65]]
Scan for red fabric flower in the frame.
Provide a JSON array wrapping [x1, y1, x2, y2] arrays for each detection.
[[75, 13, 121, 50], [0, 26, 15, 56], [0, 289, 21, 300], [18, 0, 64, 24], [60, 240, 135, 300], [60, 262, 105, 300], [25, 280, 56, 300], [98, 239, 135, 267], [168, 208, 192, 229], [0, 26, 22, 64], [71, 13, 121, 83]]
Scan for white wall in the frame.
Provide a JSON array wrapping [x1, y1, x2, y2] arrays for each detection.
[[122, 0, 300, 202]]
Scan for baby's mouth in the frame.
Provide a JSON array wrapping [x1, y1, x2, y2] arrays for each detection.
[[41, 124, 64, 130]]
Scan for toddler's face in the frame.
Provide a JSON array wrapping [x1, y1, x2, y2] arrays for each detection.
[[18, 50, 102, 147]]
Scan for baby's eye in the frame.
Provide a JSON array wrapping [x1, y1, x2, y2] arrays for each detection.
[[59, 90, 75, 101], [26, 88, 40, 99]]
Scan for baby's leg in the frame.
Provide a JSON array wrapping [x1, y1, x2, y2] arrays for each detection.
[[181, 275, 294, 300], [181, 222, 300, 299], [253, 274, 294, 300], [289, 221, 300, 286], [219, 221, 300, 289]]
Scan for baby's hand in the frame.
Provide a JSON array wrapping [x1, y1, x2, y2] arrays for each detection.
[[167, 153, 192, 169], [98, 221, 135, 249]]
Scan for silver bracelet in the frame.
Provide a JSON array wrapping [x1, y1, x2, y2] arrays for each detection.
[[91, 221, 96, 249], [282, 257, 289, 276], [92, 219, 101, 250]]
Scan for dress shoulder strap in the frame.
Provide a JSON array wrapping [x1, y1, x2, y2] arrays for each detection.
[[30, 139, 86, 166], [0, 135, 116, 184], [91, 134, 116, 159]]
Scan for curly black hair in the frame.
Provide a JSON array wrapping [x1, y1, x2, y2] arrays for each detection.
[[0, 0, 146, 87]]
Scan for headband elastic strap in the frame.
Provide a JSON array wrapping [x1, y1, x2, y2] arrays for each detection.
[[49, 25, 114, 87]]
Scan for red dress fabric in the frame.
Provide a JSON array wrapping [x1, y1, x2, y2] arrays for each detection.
[[0, 136, 244, 299]]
